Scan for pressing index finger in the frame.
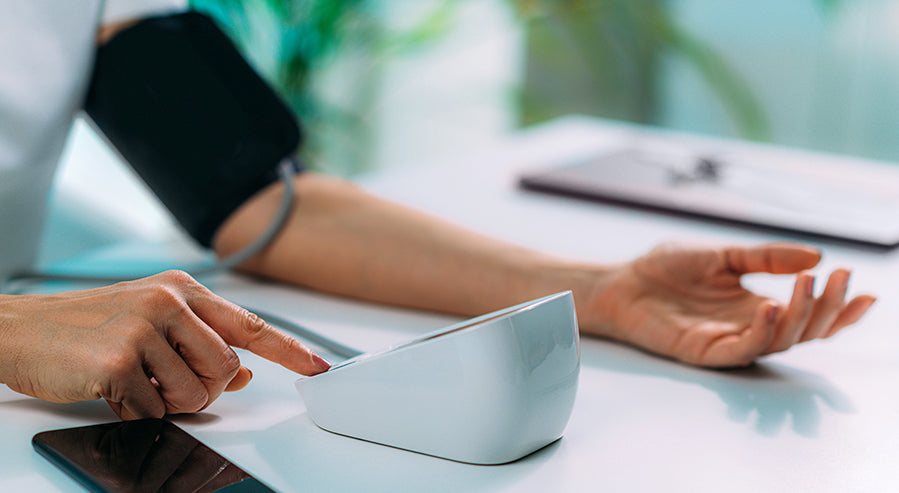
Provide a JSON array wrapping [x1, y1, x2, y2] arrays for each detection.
[[723, 243, 822, 275], [187, 291, 331, 376]]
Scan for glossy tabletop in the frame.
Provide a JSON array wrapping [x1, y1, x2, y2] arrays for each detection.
[[5, 116, 899, 492]]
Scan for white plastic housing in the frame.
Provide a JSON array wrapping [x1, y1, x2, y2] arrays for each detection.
[[295, 291, 580, 464]]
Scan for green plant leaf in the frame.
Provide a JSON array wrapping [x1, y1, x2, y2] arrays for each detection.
[[814, 0, 841, 16], [660, 18, 771, 141]]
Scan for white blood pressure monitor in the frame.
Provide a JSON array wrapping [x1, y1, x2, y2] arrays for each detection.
[[295, 291, 580, 464]]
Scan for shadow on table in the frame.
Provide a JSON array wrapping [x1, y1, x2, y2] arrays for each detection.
[[189, 412, 564, 493], [1, 393, 555, 492], [580, 340, 855, 437], [0, 397, 117, 421]]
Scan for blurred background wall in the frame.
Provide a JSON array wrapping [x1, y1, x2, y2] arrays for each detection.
[[188, 0, 899, 174]]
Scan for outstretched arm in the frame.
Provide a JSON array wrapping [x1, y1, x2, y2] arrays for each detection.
[[215, 172, 604, 316], [214, 172, 876, 368]]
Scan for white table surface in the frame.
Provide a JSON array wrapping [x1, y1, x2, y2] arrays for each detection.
[[5, 116, 899, 492]]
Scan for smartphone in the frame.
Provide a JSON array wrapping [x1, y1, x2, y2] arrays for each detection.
[[32, 418, 276, 492]]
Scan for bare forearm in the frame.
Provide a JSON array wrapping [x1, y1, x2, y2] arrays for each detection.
[[214, 172, 610, 317], [209, 173, 880, 368]]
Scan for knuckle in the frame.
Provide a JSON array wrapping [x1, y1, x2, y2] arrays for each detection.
[[116, 316, 159, 345], [815, 297, 842, 314], [173, 385, 210, 413], [279, 335, 303, 358], [826, 292, 846, 306], [142, 283, 182, 309], [195, 347, 242, 390], [240, 309, 271, 341], [279, 334, 310, 368], [217, 348, 242, 379], [236, 309, 301, 365], [157, 269, 198, 286], [99, 350, 140, 381]]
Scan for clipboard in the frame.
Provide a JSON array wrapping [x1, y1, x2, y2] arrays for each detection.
[[519, 143, 899, 248]]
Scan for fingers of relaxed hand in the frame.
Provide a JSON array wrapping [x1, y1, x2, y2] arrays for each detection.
[[723, 243, 821, 275], [187, 295, 329, 376], [824, 295, 877, 338], [765, 271, 816, 353], [686, 302, 777, 367], [799, 269, 851, 342]]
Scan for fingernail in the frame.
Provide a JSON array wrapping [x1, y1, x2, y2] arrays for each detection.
[[767, 305, 778, 323], [312, 353, 331, 371], [843, 271, 851, 290], [806, 276, 815, 297]]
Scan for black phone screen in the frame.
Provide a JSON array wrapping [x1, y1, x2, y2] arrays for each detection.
[[32, 418, 276, 492]]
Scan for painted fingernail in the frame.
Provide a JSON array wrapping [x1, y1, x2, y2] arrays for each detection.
[[767, 305, 779, 323], [312, 353, 332, 371]]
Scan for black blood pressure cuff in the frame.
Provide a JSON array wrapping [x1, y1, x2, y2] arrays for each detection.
[[84, 11, 303, 247]]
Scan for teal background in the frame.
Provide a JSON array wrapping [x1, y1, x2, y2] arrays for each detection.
[[191, 0, 899, 173]]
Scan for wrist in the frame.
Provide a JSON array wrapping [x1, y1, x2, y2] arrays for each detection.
[[523, 256, 618, 333], [0, 295, 26, 386], [553, 260, 634, 340]]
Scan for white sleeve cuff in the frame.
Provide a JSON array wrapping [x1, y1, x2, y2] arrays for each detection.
[[102, 0, 188, 25]]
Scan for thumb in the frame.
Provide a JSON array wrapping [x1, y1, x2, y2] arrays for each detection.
[[723, 243, 821, 275], [225, 366, 254, 392]]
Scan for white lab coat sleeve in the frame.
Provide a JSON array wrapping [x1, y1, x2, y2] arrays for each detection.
[[102, 0, 189, 26]]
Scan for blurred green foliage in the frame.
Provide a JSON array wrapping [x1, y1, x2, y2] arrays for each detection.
[[191, 0, 841, 171], [189, 0, 456, 174], [514, 0, 768, 139], [514, 0, 840, 141]]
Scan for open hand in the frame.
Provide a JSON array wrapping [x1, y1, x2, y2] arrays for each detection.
[[580, 243, 876, 367], [0, 270, 330, 419]]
